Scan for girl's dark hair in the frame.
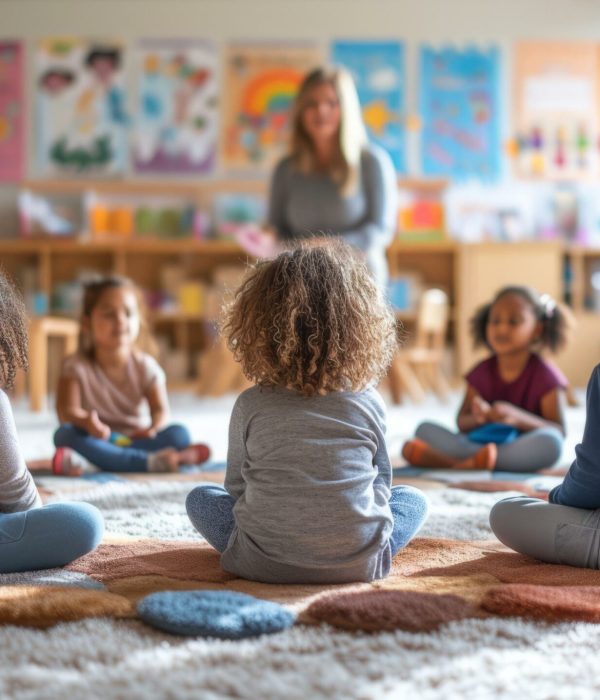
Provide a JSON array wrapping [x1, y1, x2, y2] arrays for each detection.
[[0, 270, 29, 389], [221, 242, 398, 396], [79, 274, 156, 358], [471, 285, 569, 353]]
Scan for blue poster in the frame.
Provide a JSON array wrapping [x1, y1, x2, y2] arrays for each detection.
[[332, 40, 405, 172], [420, 46, 500, 180]]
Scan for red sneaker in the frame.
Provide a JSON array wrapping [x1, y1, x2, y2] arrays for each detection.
[[52, 447, 89, 476]]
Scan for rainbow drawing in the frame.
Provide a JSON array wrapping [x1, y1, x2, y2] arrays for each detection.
[[241, 69, 302, 118]]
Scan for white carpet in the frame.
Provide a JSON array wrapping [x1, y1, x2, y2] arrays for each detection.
[[0, 482, 596, 699], [4, 390, 593, 699]]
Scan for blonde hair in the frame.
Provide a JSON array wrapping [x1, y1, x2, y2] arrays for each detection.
[[222, 242, 398, 396], [290, 66, 367, 195]]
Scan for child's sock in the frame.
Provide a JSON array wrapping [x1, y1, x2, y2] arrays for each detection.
[[401, 438, 456, 469], [457, 443, 497, 471], [52, 447, 93, 476]]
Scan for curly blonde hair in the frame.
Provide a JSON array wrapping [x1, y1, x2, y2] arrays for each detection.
[[222, 243, 398, 396]]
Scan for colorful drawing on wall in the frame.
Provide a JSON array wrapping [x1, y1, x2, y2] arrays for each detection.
[[0, 42, 24, 182], [513, 42, 600, 180], [133, 39, 217, 175], [331, 40, 405, 172], [36, 37, 128, 176], [420, 46, 500, 180], [221, 43, 323, 171]]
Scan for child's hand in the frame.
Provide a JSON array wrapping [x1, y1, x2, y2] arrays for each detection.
[[488, 401, 520, 425], [130, 426, 157, 439], [85, 410, 111, 440], [471, 396, 491, 424]]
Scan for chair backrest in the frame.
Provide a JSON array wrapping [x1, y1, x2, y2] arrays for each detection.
[[415, 288, 449, 351]]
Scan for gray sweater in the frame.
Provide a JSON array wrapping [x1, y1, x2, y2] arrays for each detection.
[[0, 390, 41, 513], [267, 143, 398, 254], [220, 385, 394, 583]]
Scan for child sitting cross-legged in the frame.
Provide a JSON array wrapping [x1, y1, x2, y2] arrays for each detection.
[[53, 275, 210, 474], [402, 285, 568, 472], [186, 243, 429, 584], [0, 270, 103, 572]]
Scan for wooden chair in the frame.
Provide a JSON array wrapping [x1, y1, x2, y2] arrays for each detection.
[[28, 316, 79, 411], [197, 336, 253, 397], [388, 288, 451, 404]]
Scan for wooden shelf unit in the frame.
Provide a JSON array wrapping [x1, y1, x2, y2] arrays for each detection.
[[5, 176, 600, 388]]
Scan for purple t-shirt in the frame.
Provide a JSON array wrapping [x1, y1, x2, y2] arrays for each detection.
[[465, 354, 567, 417]]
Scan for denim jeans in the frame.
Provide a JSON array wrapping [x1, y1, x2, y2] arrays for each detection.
[[0, 502, 104, 573], [186, 483, 428, 557], [54, 423, 191, 472]]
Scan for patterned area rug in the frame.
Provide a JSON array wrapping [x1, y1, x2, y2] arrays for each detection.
[[1, 471, 598, 698]]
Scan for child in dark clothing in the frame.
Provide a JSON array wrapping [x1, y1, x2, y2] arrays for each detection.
[[402, 286, 568, 472]]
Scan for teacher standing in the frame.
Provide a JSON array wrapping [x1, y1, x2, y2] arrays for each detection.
[[267, 66, 398, 288]]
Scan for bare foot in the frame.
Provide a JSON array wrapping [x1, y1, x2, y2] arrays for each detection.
[[457, 443, 497, 471], [177, 443, 211, 466], [148, 448, 179, 473]]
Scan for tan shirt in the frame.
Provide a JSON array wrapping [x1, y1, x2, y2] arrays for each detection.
[[60, 351, 165, 436]]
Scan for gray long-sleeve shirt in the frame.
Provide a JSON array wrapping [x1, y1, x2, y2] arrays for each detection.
[[268, 143, 398, 254], [0, 390, 41, 513], [220, 385, 394, 583]]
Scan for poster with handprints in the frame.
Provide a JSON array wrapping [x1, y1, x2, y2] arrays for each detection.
[[420, 46, 500, 180], [221, 42, 323, 172], [0, 41, 24, 182], [133, 39, 217, 174], [513, 42, 600, 180], [332, 40, 405, 172], [36, 37, 128, 176]]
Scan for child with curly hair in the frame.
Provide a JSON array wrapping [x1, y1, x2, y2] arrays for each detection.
[[0, 270, 103, 572], [402, 285, 568, 472], [186, 243, 428, 583], [54, 275, 210, 474]]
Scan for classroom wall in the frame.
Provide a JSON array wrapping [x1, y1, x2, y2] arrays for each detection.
[[2, 0, 600, 232]]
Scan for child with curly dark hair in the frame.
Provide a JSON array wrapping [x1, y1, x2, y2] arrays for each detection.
[[0, 270, 103, 572], [402, 285, 568, 472], [186, 243, 428, 583]]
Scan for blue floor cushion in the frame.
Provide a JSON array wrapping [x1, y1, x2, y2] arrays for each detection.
[[137, 590, 296, 638]]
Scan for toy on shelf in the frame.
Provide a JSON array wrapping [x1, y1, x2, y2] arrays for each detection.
[[396, 179, 446, 242], [387, 272, 423, 315], [85, 191, 203, 239], [212, 192, 265, 240], [18, 190, 82, 237]]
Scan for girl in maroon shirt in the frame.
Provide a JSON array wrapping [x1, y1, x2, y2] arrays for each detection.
[[402, 286, 568, 472]]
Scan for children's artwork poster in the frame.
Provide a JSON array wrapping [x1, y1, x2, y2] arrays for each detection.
[[331, 40, 405, 172], [420, 46, 500, 180], [221, 43, 323, 171], [513, 42, 599, 180], [36, 38, 128, 176], [133, 39, 218, 175], [0, 42, 24, 182]]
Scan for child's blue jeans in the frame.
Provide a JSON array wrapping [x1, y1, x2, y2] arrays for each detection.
[[54, 423, 191, 472], [0, 502, 104, 573], [186, 484, 428, 556]]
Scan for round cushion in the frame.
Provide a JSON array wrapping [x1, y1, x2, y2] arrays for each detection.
[[306, 589, 475, 632], [137, 590, 295, 638], [482, 584, 600, 622]]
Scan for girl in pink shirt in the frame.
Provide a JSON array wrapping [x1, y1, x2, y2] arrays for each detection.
[[53, 275, 210, 474], [402, 286, 568, 472]]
